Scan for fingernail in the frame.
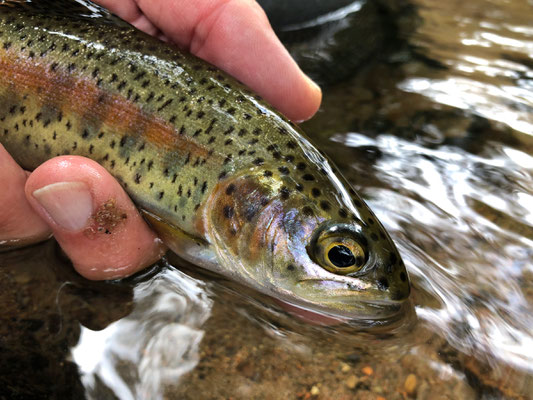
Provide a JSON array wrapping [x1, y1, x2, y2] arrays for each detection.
[[32, 181, 93, 231]]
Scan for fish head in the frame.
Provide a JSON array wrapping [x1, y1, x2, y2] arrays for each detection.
[[203, 165, 410, 320]]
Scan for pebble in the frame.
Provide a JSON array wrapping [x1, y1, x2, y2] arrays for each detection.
[[340, 362, 351, 372], [345, 375, 358, 389], [362, 366, 374, 376], [310, 385, 320, 396], [404, 374, 418, 395]]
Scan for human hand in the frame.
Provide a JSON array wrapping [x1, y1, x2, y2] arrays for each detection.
[[0, 0, 322, 280]]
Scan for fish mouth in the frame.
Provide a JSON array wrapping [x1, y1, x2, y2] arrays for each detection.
[[291, 279, 406, 320]]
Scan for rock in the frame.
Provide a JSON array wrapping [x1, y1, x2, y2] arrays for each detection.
[[345, 375, 358, 389], [340, 362, 351, 372], [404, 374, 417, 395]]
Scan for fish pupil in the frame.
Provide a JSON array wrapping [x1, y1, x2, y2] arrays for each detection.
[[328, 245, 356, 268]]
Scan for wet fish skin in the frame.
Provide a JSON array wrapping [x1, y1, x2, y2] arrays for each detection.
[[0, 0, 410, 319]]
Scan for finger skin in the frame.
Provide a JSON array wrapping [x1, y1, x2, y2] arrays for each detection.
[[25, 156, 166, 280], [0, 144, 51, 244], [95, 0, 322, 122]]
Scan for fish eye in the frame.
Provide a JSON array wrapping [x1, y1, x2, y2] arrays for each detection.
[[309, 226, 367, 275]]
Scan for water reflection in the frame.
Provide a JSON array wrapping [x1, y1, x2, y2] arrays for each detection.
[[72, 265, 213, 400], [402, 0, 533, 136]]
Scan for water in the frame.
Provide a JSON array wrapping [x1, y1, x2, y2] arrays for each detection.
[[1, 0, 533, 398]]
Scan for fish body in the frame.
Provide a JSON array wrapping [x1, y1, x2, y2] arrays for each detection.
[[0, 0, 409, 319]]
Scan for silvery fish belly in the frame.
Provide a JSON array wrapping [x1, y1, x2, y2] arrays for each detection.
[[0, 0, 410, 319]]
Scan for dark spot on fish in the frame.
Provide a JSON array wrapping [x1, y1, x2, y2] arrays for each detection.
[[278, 166, 289, 175], [218, 171, 227, 180], [252, 158, 264, 166], [370, 233, 379, 241], [400, 272, 407, 282], [320, 201, 330, 211], [302, 206, 314, 216], [302, 174, 315, 181], [287, 264, 295, 271], [223, 205, 234, 219], [338, 209, 348, 218], [285, 155, 294, 163], [226, 184, 236, 195], [295, 183, 304, 192], [224, 139, 233, 146], [354, 199, 363, 208], [134, 173, 141, 184], [311, 188, 321, 197], [280, 187, 290, 200], [377, 278, 389, 291], [367, 217, 375, 225], [157, 99, 173, 112], [286, 141, 297, 149], [263, 170, 273, 178]]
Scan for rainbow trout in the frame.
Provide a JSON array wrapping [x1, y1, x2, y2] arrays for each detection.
[[0, 0, 409, 319]]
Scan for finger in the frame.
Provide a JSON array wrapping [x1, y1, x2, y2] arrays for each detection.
[[0, 144, 51, 245], [95, 0, 161, 37], [133, 0, 322, 122], [25, 156, 166, 280]]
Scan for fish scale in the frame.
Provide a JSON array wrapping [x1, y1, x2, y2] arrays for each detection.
[[0, 0, 410, 319]]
